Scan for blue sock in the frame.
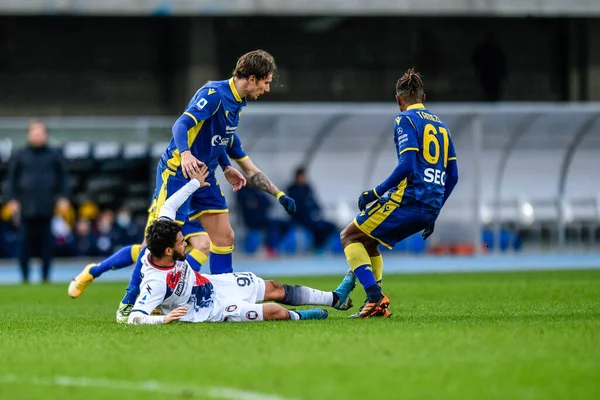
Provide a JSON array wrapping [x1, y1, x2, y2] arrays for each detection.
[[210, 243, 233, 274], [354, 264, 381, 302], [89, 245, 139, 278], [120, 246, 146, 305]]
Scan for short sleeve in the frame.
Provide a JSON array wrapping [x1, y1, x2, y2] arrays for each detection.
[[227, 133, 248, 160], [182, 88, 222, 125], [395, 115, 419, 156]]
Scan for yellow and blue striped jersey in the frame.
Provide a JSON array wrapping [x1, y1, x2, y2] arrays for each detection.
[[385, 103, 457, 212], [161, 78, 247, 179]]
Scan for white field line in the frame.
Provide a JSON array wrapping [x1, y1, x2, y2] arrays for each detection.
[[0, 374, 296, 400]]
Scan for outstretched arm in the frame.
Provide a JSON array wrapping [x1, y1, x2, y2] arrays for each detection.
[[225, 132, 295, 214], [158, 165, 210, 220], [238, 157, 279, 196], [358, 116, 419, 211], [358, 150, 417, 211], [236, 157, 296, 215]]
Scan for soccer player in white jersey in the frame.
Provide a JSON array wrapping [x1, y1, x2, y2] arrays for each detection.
[[128, 166, 355, 325]]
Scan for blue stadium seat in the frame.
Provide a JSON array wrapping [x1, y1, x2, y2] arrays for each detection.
[[243, 229, 263, 254]]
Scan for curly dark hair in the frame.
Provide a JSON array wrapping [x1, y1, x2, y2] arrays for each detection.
[[146, 218, 181, 258], [232, 49, 277, 81], [396, 68, 425, 102]]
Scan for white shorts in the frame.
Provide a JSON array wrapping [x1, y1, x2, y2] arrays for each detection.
[[206, 272, 266, 322]]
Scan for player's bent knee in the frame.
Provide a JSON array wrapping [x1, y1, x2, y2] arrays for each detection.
[[340, 227, 359, 248], [263, 280, 285, 301], [340, 226, 351, 246], [212, 228, 235, 247], [262, 304, 289, 321], [225, 229, 235, 243], [189, 235, 210, 255]]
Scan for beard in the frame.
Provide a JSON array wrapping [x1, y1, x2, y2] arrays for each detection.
[[173, 249, 187, 262]]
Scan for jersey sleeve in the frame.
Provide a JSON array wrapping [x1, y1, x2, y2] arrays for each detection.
[[172, 88, 223, 153], [182, 88, 222, 125], [395, 115, 420, 156], [227, 133, 248, 161], [447, 132, 457, 162], [128, 277, 167, 324], [218, 151, 232, 170]]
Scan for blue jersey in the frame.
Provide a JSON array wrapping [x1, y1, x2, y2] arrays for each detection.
[[384, 103, 457, 213], [161, 78, 247, 180], [227, 133, 248, 162]]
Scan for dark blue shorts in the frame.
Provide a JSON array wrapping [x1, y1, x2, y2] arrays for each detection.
[[153, 165, 228, 224], [145, 197, 208, 240], [353, 199, 435, 249], [144, 163, 225, 240]]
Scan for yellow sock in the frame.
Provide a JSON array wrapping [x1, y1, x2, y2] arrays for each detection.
[[188, 248, 208, 265], [209, 243, 234, 254], [370, 255, 384, 286], [209, 243, 234, 274], [130, 244, 142, 263], [344, 243, 371, 271]]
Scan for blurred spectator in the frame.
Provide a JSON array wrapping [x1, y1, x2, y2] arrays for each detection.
[[52, 211, 75, 257], [286, 167, 338, 253], [74, 218, 97, 257], [94, 209, 116, 256], [5, 120, 70, 283], [53, 201, 77, 257], [111, 206, 143, 248], [78, 200, 100, 221], [236, 184, 293, 257], [472, 32, 507, 102]]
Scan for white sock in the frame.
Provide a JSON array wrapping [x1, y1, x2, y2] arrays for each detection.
[[288, 310, 300, 320], [307, 289, 334, 306], [281, 285, 334, 306]]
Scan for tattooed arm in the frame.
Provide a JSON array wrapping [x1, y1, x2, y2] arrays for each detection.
[[235, 157, 296, 215], [235, 157, 280, 196]]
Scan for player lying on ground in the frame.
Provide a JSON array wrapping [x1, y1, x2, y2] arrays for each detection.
[[68, 132, 296, 300], [338, 68, 459, 319], [71, 49, 281, 304], [128, 166, 354, 324]]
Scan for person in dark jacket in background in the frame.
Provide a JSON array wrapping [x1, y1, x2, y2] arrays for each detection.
[[5, 120, 70, 283], [286, 167, 337, 253], [237, 183, 293, 256]]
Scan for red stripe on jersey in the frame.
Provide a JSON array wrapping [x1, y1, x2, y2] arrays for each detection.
[[166, 270, 182, 289], [194, 271, 211, 286]]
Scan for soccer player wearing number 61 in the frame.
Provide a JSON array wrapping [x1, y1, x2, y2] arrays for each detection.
[[339, 69, 459, 318]]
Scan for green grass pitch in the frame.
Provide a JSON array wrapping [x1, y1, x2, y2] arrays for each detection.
[[0, 269, 598, 400]]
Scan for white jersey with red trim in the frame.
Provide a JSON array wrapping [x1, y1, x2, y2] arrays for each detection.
[[130, 250, 215, 323]]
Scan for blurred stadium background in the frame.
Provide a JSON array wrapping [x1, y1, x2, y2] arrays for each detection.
[[1, 0, 600, 283]]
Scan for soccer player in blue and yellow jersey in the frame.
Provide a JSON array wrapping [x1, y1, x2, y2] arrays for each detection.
[[158, 50, 279, 278], [340, 69, 459, 318], [67, 132, 296, 313], [67, 51, 295, 300]]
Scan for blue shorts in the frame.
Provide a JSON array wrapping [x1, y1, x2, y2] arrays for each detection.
[[353, 199, 435, 249], [153, 163, 228, 224], [181, 218, 207, 240], [145, 199, 208, 240]]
